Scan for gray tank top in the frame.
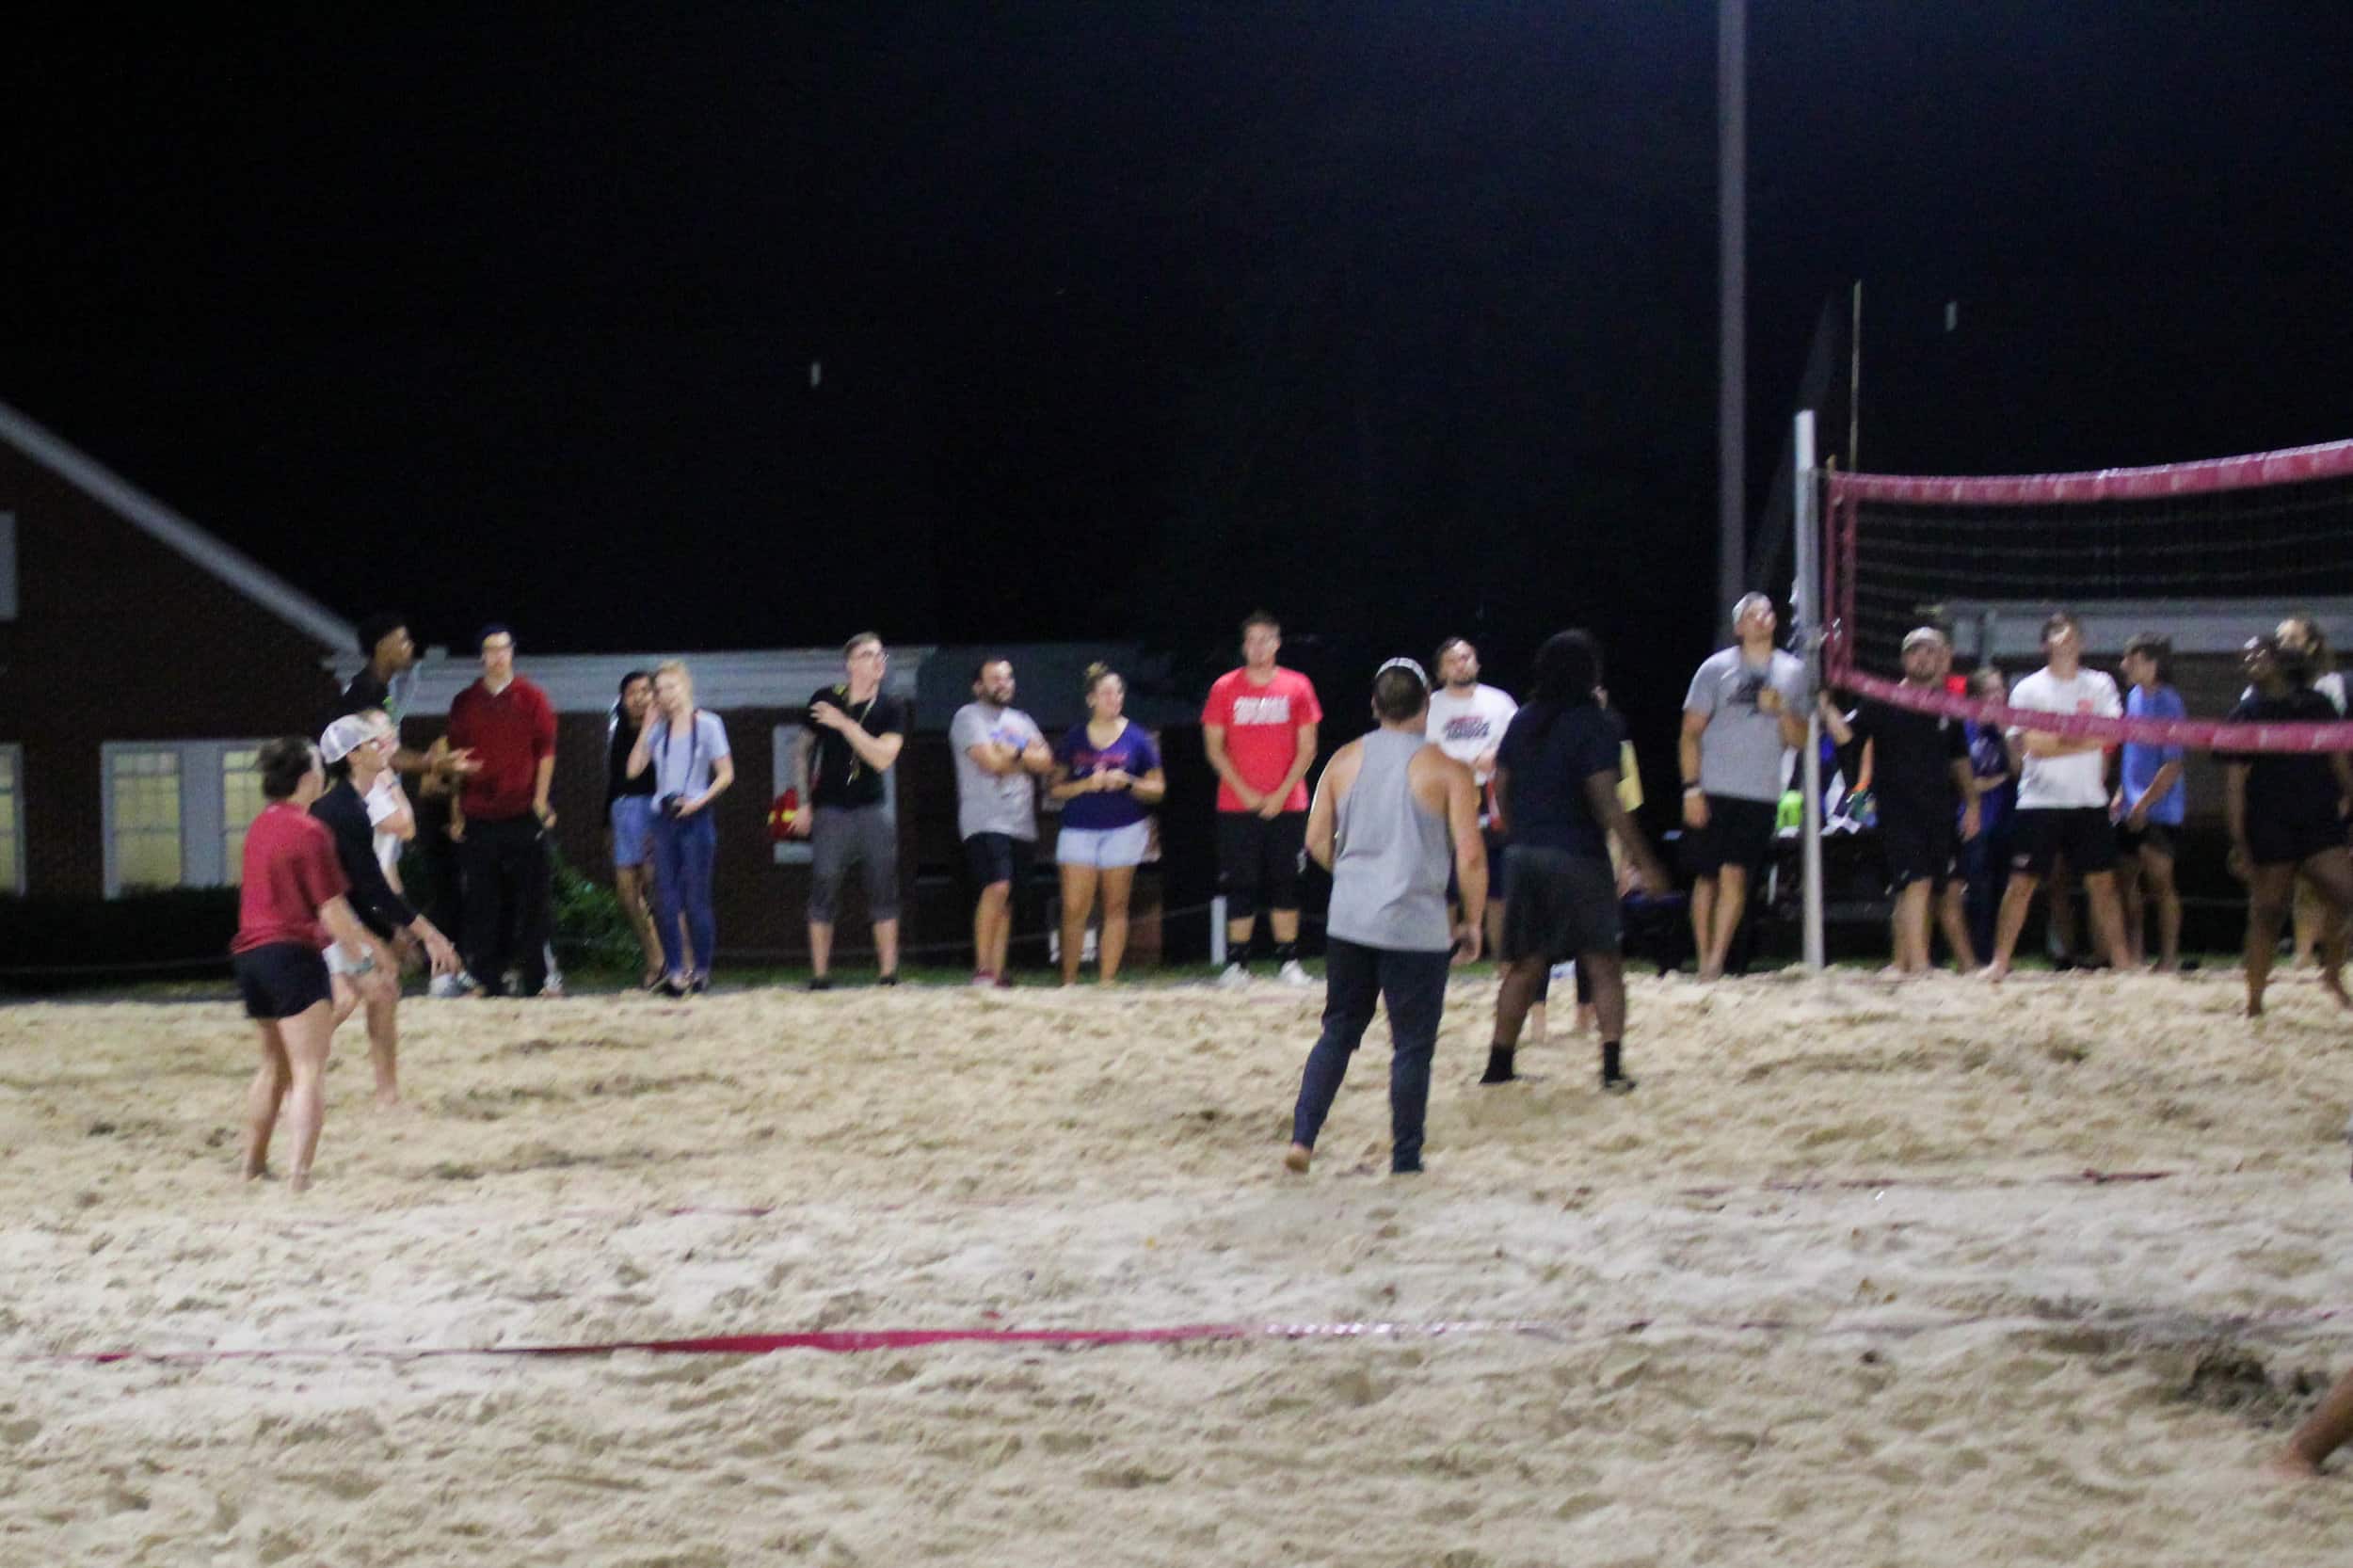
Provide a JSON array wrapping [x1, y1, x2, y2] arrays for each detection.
[[1327, 728, 1453, 952]]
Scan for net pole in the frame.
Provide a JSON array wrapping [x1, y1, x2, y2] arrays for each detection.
[[1790, 410, 1826, 972]]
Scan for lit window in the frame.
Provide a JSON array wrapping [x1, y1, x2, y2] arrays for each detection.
[[110, 749, 184, 891], [221, 747, 267, 884], [0, 746, 20, 894]]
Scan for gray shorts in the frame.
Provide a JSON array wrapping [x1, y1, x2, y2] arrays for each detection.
[[809, 805, 901, 923]]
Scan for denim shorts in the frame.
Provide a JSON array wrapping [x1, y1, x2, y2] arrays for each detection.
[[1056, 821, 1152, 869], [611, 794, 656, 869]]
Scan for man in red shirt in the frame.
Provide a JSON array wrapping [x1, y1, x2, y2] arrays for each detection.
[[1202, 612, 1323, 986], [446, 625, 560, 997]]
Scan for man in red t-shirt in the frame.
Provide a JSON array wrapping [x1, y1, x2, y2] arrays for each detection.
[[446, 625, 560, 996], [1202, 611, 1323, 986]]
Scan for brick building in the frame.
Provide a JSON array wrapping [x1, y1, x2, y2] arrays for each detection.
[[0, 396, 1196, 968], [0, 400, 350, 902]]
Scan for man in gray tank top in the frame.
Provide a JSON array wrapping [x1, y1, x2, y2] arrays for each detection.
[[1284, 660, 1487, 1176]]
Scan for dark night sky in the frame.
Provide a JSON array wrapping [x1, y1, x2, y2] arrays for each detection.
[[8, 5, 2352, 740]]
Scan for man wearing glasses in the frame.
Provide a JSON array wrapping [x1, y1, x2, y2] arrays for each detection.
[[791, 632, 910, 988]]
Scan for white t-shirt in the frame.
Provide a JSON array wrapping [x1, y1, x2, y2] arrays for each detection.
[[363, 773, 410, 878], [1425, 684, 1518, 784], [2007, 666, 2123, 809]]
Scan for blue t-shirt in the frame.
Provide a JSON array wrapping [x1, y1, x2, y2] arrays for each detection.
[[2121, 685, 2185, 824], [1054, 721, 1162, 831], [1965, 721, 2014, 834], [1496, 703, 1625, 860]]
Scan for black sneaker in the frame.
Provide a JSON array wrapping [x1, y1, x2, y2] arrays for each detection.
[[876, 972, 900, 987], [1601, 1070, 1638, 1096], [808, 975, 833, 993], [1479, 1046, 1516, 1085], [687, 975, 709, 995], [658, 976, 687, 999]]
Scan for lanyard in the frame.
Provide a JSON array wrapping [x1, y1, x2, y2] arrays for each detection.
[[652, 712, 703, 797]]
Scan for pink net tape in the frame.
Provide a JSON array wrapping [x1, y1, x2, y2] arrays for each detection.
[[1829, 437, 2353, 506], [1822, 665, 2353, 753]]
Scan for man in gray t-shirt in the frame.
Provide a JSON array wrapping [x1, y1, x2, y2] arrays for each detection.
[[1678, 592, 1809, 980], [951, 659, 1053, 983]]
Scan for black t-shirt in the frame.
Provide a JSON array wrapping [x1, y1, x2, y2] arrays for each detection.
[[2222, 689, 2346, 832], [310, 779, 416, 939], [806, 687, 910, 809], [1496, 703, 1625, 859], [1841, 699, 1968, 822], [606, 714, 655, 810]]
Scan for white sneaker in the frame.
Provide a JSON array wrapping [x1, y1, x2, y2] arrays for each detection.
[[1216, 962, 1253, 990], [1275, 959, 1314, 988], [428, 971, 473, 1000]]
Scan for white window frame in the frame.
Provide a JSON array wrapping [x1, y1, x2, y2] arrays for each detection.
[[0, 744, 22, 896], [100, 740, 270, 898]]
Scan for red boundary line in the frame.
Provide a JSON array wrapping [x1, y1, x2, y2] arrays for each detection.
[[46, 1302, 2353, 1366], [1828, 437, 2353, 505]]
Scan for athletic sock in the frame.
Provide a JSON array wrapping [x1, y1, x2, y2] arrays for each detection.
[[1480, 1044, 1516, 1084], [1600, 1040, 1635, 1094]]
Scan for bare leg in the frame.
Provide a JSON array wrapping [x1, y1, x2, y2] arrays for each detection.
[[1689, 875, 1717, 977], [973, 882, 1010, 975], [1704, 865, 1749, 980], [1059, 864, 1098, 985], [364, 987, 401, 1107], [2244, 864, 2297, 1016], [2276, 1365, 2353, 1478], [615, 863, 664, 984], [808, 920, 833, 980], [2143, 848, 2182, 970], [2115, 851, 2146, 968], [1893, 882, 1932, 973], [2297, 848, 2353, 1008], [1226, 917, 1257, 964], [1936, 879, 1979, 971], [2081, 872, 2132, 972], [276, 1001, 335, 1192], [1987, 872, 2041, 981], [328, 973, 362, 1032], [2292, 877, 2325, 967], [1492, 954, 1548, 1052], [1270, 908, 1301, 947], [1098, 866, 1134, 984], [874, 918, 901, 978], [243, 1024, 294, 1180]]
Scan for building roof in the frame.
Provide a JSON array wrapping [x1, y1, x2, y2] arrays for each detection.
[[0, 398, 356, 653]]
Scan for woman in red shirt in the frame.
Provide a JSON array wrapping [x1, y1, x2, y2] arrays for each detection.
[[231, 737, 392, 1192]]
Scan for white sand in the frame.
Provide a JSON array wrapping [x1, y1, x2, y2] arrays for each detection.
[[4, 967, 2353, 1564]]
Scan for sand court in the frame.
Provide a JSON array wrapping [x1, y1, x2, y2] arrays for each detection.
[[5, 968, 2353, 1563]]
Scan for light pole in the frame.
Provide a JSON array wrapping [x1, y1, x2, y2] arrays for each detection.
[[1718, 0, 1746, 628]]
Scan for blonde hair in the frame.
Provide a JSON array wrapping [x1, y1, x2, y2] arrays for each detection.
[[653, 659, 696, 707], [1083, 662, 1123, 701]]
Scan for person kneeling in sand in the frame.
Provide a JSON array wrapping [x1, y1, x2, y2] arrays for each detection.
[[231, 737, 397, 1192], [1285, 659, 1485, 1176]]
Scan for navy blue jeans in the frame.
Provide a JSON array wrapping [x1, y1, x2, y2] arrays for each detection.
[[1289, 938, 1452, 1173], [650, 807, 718, 977]]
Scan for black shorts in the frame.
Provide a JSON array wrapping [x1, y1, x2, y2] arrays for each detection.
[[232, 942, 332, 1021], [1216, 810, 1307, 920], [1687, 794, 1777, 878], [2249, 816, 2347, 869], [2010, 807, 2118, 879], [1500, 847, 1623, 964], [2114, 821, 2176, 859], [1879, 806, 1956, 892], [963, 831, 1033, 890]]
